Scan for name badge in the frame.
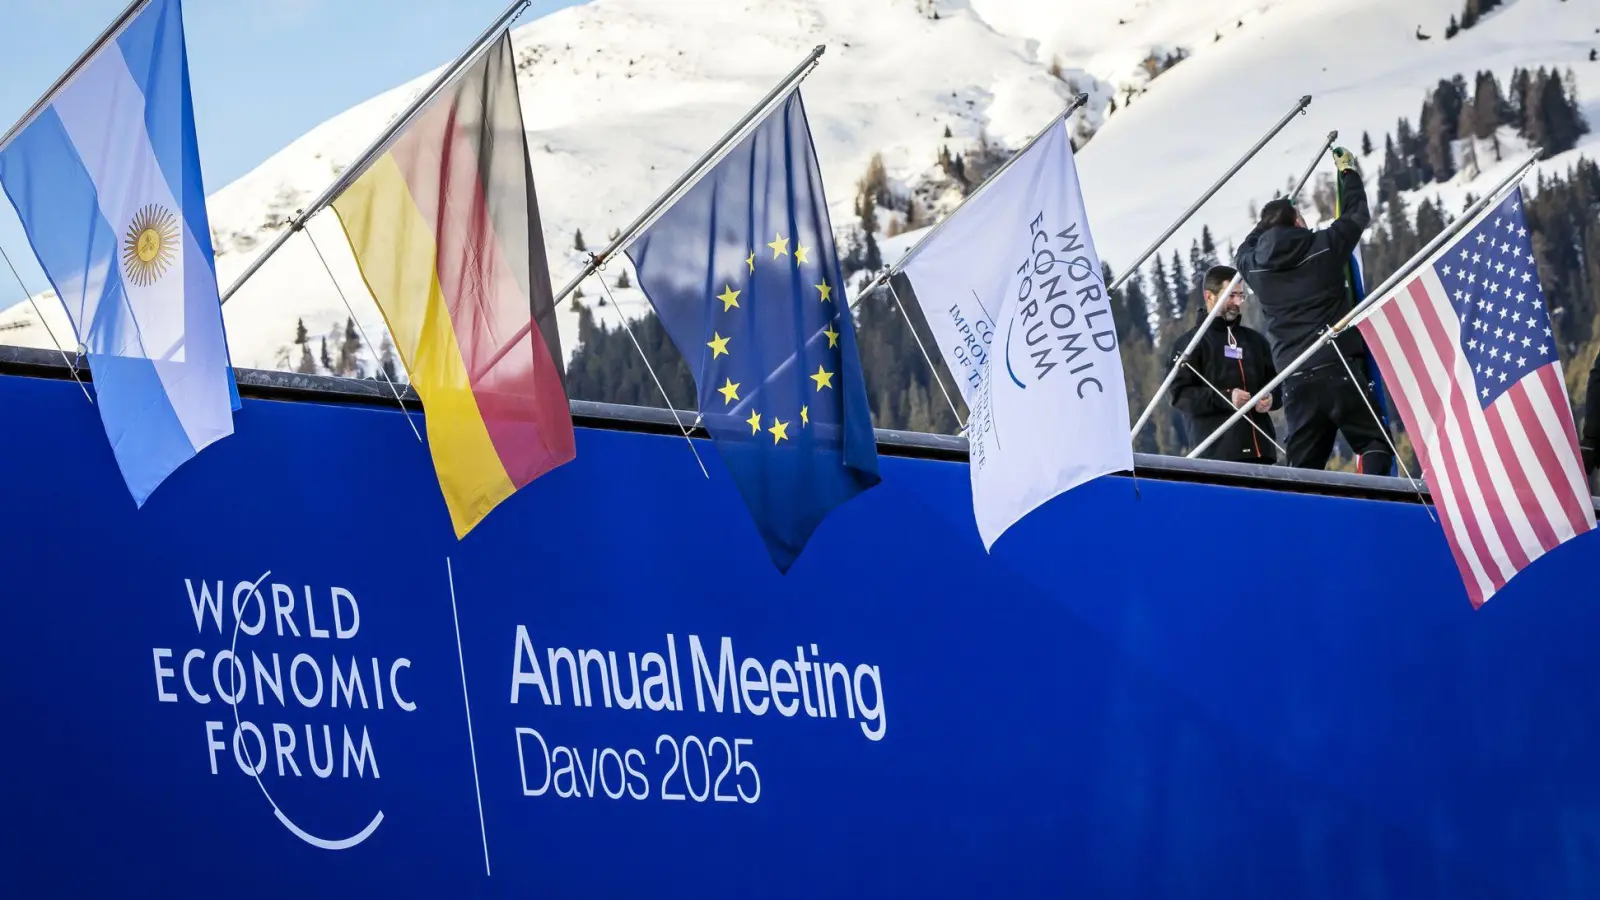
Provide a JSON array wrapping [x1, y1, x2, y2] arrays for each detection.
[[1224, 345, 1243, 360]]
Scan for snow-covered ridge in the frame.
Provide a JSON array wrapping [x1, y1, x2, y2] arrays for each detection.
[[2, 0, 1596, 377]]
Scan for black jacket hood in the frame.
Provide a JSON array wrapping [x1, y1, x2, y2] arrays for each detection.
[[1250, 225, 1318, 272]]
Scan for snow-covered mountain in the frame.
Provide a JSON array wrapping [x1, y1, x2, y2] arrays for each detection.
[[2, 0, 1597, 375]]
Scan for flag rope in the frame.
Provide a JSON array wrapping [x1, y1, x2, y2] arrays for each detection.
[[885, 280, 965, 430], [1177, 360, 1286, 456], [1328, 337, 1435, 520], [590, 267, 709, 480], [302, 228, 423, 443], [0, 244, 92, 403]]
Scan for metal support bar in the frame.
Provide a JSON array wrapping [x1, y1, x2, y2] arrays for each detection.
[[0, 0, 151, 153], [1186, 150, 1543, 459], [1106, 94, 1312, 293], [853, 92, 1091, 302], [1130, 273, 1242, 438], [219, 0, 533, 304], [548, 44, 827, 308], [1292, 130, 1338, 202]]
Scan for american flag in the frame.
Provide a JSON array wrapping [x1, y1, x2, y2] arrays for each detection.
[[1357, 187, 1595, 607]]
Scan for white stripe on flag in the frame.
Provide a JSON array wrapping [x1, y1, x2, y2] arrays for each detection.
[[1393, 278, 1522, 582], [1364, 297, 1497, 600], [1524, 368, 1595, 535]]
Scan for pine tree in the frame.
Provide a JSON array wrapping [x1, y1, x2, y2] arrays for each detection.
[[1422, 80, 1462, 182], [1199, 226, 1218, 267], [1361, 131, 1373, 156], [1394, 118, 1421, 190], [616, 269, 632, 289], [1415, 198, 1448, 244], [1169, 249, 1193, 321], [1379, 133, 1404, 204], [1445, 14, 1460, 39], [1457, 102, 1480, 179], [1522, 68, 1551, 151], [293, 317, 316, 374], [319, 337, 332, 373], [1472, 70, 1508, 139], [1150, 254, 1174, 325], [377, 333, 398, 383], [337, 316, 363, 377], [1509, 67, 1533, 132], [851, 170, 884, 273], [1105, 262, 1153, 347], [1536, 68, 1588, 155], [574, 229, 586, 252], [943, 124, 952, 139]]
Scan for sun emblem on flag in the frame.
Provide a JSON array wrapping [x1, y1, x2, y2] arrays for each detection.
[[122, 204, 179, 287]]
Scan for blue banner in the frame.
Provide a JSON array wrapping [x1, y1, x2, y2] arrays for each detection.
[[1, 370, 1598, 898]]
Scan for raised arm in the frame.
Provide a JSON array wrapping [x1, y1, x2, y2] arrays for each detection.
[[1325, 165, 1371, 258]]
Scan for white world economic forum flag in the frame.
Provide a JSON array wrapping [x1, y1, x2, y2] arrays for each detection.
[[900, 117, 1132, 549]]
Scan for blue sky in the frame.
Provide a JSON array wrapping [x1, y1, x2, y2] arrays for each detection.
[[0, 0, 579, 311]]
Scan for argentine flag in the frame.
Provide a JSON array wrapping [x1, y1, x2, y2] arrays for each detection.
[[0, 0, 235, 506]]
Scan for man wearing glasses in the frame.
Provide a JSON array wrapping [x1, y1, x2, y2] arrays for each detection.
[[1235, 147, 1392, 474], [1170, 265, 1281, 463]]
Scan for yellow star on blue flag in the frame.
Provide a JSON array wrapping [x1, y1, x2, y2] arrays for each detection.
[[624, 91, 880, 571]]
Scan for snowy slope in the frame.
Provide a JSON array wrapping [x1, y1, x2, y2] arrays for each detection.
[[1, 0, 1596, 375], [1069, 0, 1600, 276]]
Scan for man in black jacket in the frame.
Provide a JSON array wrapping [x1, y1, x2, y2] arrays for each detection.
[[1235, 147, 1393, 474], [1169, 265, 1281, 463]]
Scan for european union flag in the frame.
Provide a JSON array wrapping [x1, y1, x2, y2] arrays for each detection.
[[627, 91, 881, 571]]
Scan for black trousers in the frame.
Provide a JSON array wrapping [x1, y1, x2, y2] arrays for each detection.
[[1282, 357, 1393, 473]]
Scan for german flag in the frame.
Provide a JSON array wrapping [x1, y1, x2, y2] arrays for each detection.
[[332, 32, 574, 537]]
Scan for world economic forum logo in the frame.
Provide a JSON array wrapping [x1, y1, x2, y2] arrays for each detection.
[[151, 570, 421, 851]]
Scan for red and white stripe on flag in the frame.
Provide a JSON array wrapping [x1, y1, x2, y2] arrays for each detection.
[[1356, 189, 1594, 607]]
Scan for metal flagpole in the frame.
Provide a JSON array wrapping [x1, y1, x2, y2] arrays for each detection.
[[1180, 361, 1286, 456], [853, 93, 1090, 303], [1187, 149, 1543, 459], [219, 0, 534, 304], [1106, 94, 1313, 294], [548, 45, 828, 309], [1130, 132, 1336, 437], [1291, 130, 1338, 203], [1130, 271, 1241, 437], [0, 0, 151, 153]]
